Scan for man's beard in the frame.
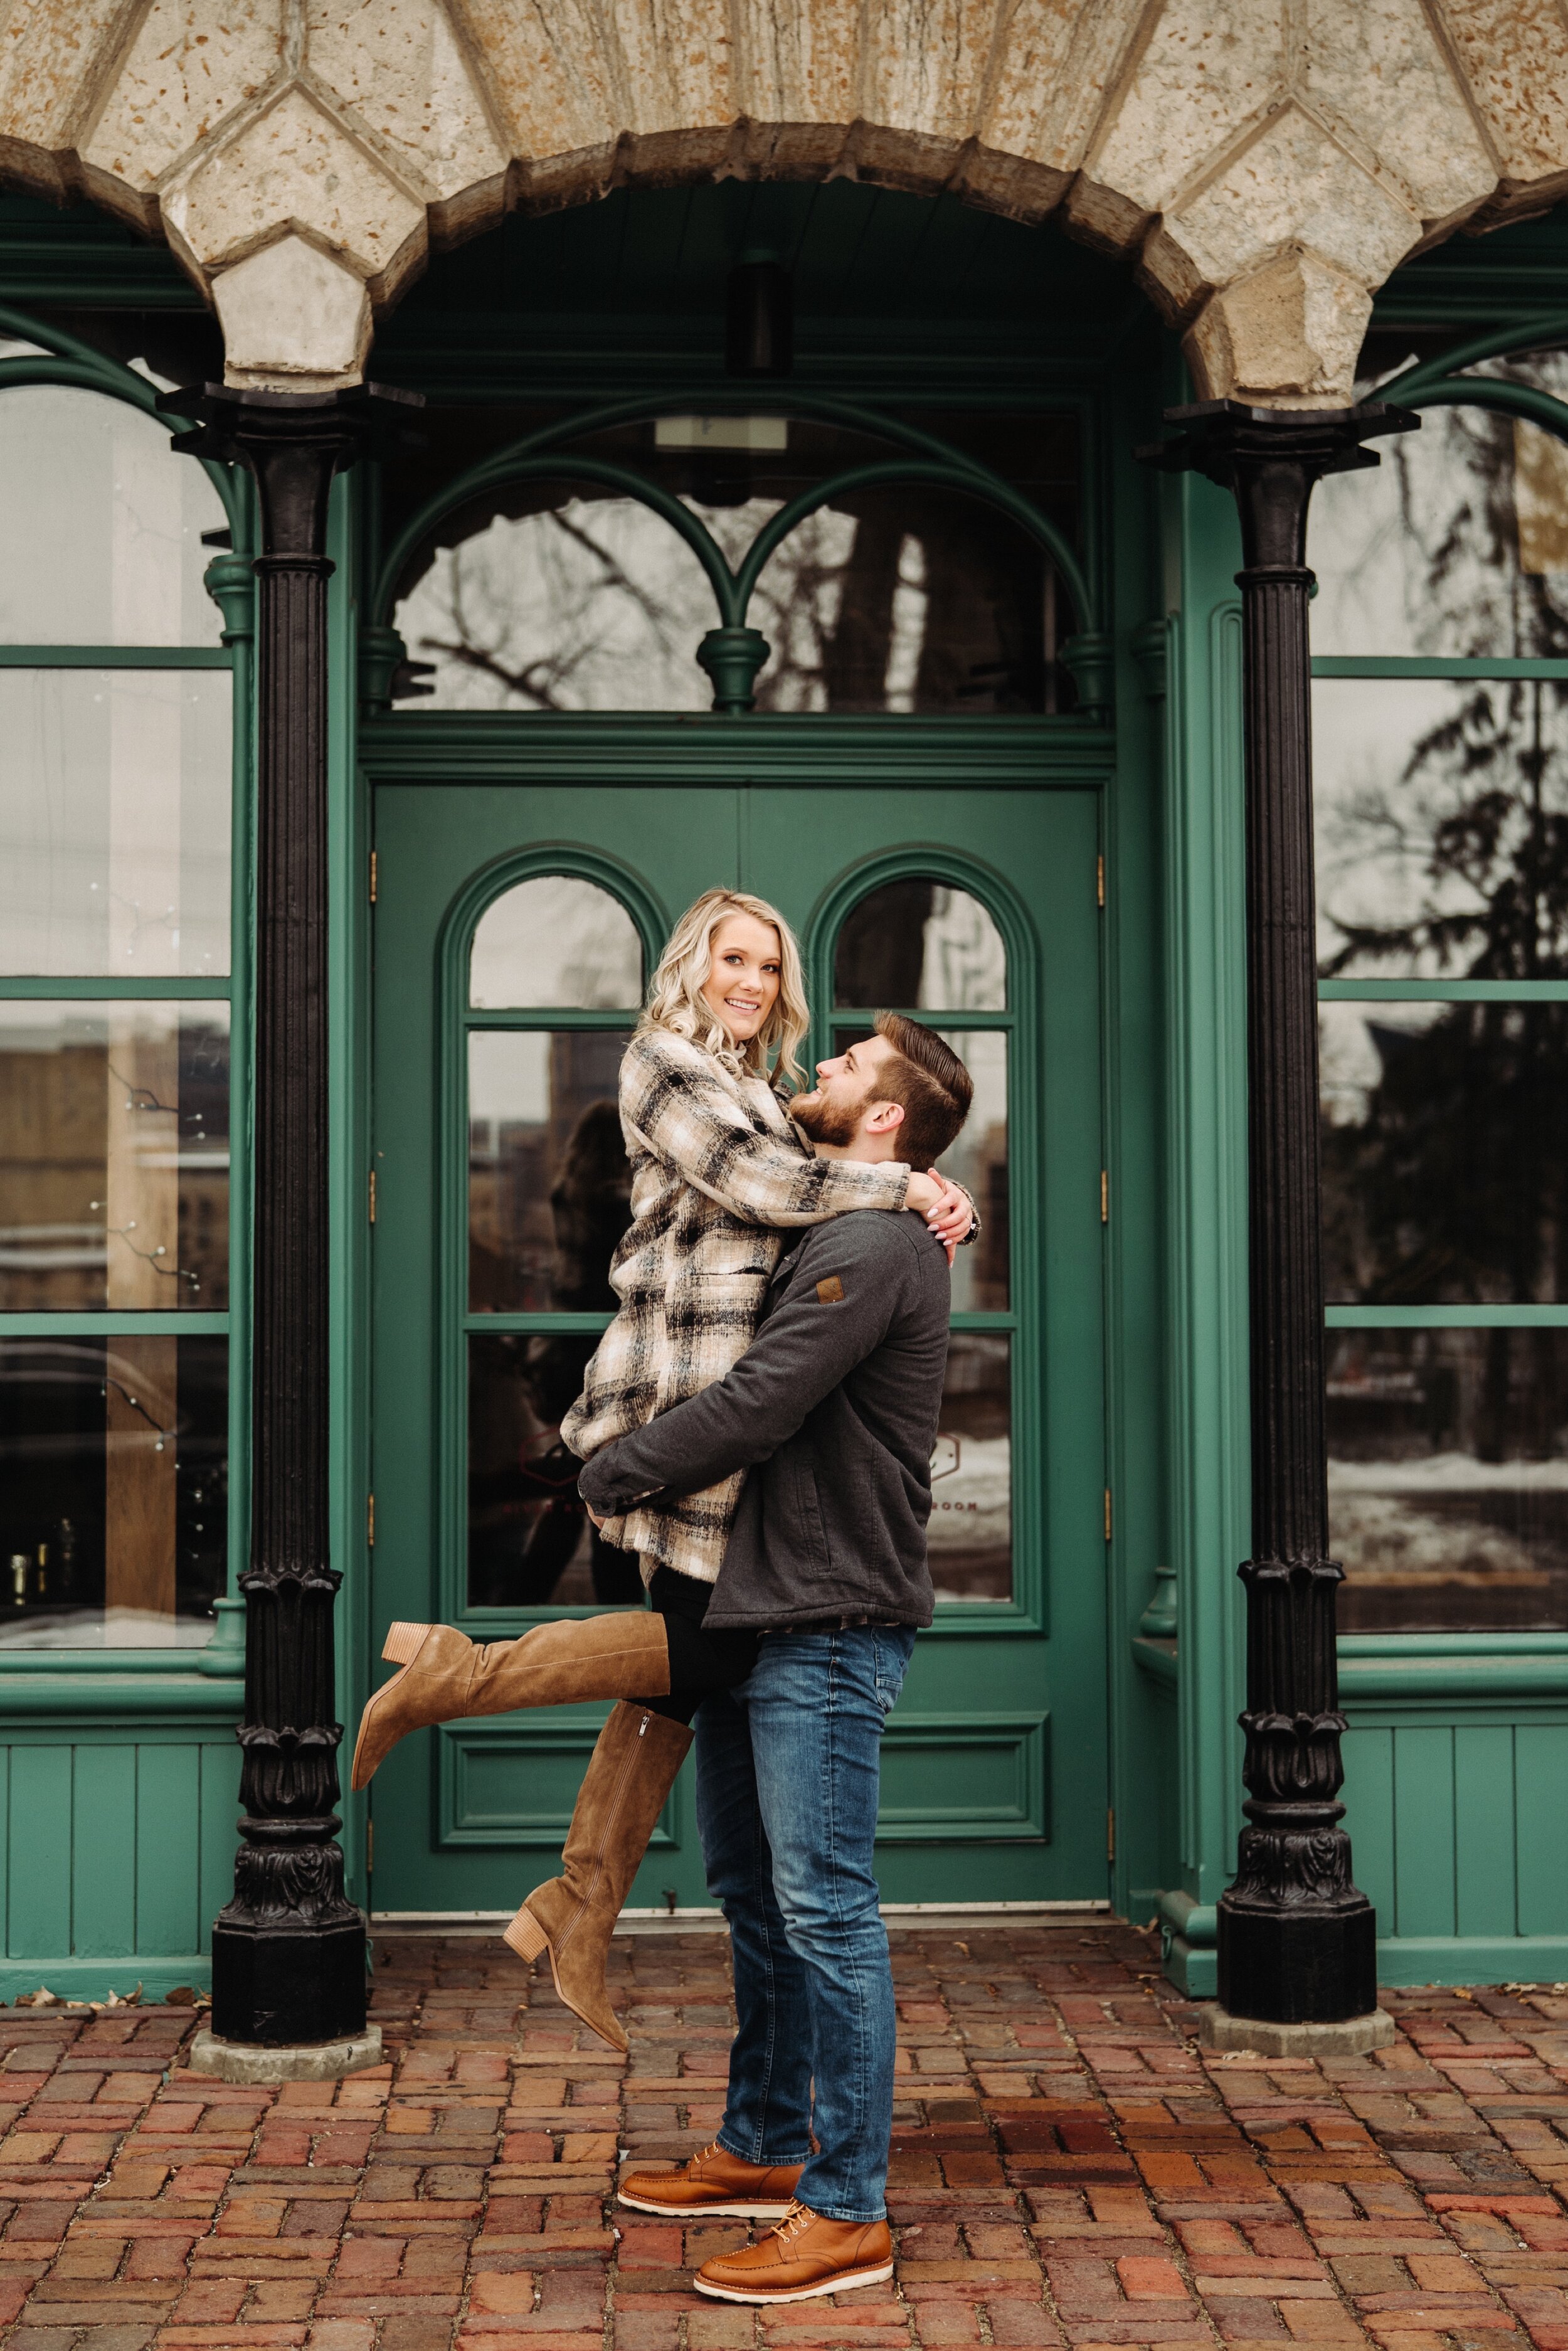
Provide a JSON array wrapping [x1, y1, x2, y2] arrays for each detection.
[[792, 1083, 872, 1149]]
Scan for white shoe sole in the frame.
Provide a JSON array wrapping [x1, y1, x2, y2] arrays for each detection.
[[617, 2187, 797, 2218], [692, 2259, 894, 2303]]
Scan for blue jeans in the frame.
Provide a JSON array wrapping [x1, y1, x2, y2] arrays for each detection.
[[694, 1623, 917, 2224]]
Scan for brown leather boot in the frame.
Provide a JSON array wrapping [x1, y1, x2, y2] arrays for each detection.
[[350, 1614, 669, 1791], [694, 2204, 895, 2303], [504, 1701, 691, 2051], [619, 2138, 804, 2219]]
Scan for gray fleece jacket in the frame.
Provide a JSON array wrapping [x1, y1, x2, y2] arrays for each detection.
[[577, 1208, 951, 1628]]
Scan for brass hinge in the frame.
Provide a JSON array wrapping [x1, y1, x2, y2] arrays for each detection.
[[1104, 1487, 1113, 1542], [368, 1169, 377, 1225], [1096, 852, 1105, 909], [1100, 1168, 1108, 1223], [369, 849, 378, 905], [366, 1820, 374, 1872], [1106, 1807, 1116, 1864], [367, 1492, 376, 1547]]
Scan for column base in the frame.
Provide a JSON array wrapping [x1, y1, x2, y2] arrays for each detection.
[[186, 2025, 383, 2083], [1197, 2004, 1394, 2057], [209, 1914, 368, 2047], [1218, 1898, 1378, 2024]]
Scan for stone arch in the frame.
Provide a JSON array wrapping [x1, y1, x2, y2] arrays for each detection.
[[0, 0, 1559, 405]]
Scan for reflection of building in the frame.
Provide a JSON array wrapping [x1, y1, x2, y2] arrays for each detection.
[[11, 0, 1568, 2010]]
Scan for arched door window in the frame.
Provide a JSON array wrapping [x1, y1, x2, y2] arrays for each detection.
[[463, 871, 646, 1610], [0, 358, 240, 1651], [829, 874, 1016, 1603]]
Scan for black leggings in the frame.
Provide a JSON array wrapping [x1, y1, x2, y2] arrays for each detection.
[[635, 1566, 760, 1727]]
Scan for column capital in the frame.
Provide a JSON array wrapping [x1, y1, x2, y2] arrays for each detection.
[[1140, 399, 1419, 571], [159, 382, 422, 559]]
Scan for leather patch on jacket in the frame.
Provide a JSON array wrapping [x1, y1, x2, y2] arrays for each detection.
[[816, 1275, 845, 1303]]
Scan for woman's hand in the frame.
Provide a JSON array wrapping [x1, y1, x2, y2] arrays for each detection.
[[906, 1170, 975, 1264]]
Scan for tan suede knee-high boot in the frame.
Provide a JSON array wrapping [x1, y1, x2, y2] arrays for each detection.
[[504, 1702, 693, 2051], [350, 1614, 670, 1791]]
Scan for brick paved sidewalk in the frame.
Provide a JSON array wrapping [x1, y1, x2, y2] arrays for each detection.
[[0, 1920, 1564, 2351]]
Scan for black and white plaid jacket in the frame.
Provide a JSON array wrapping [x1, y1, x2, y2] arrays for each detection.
[[561, 1026, 911, 1583]]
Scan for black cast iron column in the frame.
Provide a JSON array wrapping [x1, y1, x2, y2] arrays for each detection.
[[1145, 399, 1416, 2024], [161, 384, 412, 2045]]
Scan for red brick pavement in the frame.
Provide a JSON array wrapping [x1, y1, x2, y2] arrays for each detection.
[[0, 1922, 1564, 2349]]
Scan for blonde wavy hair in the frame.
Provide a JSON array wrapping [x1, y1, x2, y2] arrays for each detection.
[[640, 888, 810, 1088]]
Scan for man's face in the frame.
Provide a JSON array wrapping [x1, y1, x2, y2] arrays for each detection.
[[792, 1031, 898, 1149]]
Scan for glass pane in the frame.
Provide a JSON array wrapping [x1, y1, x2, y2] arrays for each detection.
[[1322, 1001, 1568, 1305], [0, 1003, 229, 1313], [0, 669, 231, 977], [1328, 1327, 1568, 1633], [0, 386, 225, 646], [469, 1028, 633, 1311], [470, 876, 642, 1009], [468, 1332, 643, 1610], [930, 1333, 1010, 1603], [1314, 676, 1568, 979], [835, 882, 1006, 1009], [0, 1334, 226, 1647]]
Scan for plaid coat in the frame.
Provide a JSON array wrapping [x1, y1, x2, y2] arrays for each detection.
[[561, 1026, 911, 1583]]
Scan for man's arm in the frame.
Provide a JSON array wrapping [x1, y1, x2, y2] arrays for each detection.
[[579, 1218, 914, 1513]]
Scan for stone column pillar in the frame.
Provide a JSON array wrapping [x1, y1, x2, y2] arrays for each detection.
[[159, 384, 415, 2069], [1143, 400, 1414, 2048]]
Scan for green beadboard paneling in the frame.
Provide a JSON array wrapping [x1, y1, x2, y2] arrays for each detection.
[[1454, 1725, 1519, 1940], [71, 1746, 137, 1958], [1393, 1727, 1456, 1940], [1342, 1726, 1396, 1925], [134, 1746, 202, 1956], [198, 1743, 240, 1953], [1516, 1724, 1568, 1938], [9, 1748, 71, 1961]]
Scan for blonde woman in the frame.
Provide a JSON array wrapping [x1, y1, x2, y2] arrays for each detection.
[[351, 889, 972, 2044]]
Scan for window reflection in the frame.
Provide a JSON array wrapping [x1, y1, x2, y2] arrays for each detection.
[[835, 881, 1006, 1009], [1314, 676, 1568, 979], [0, 670, 231, 978], [1322, 1002, 1568, 1305], [468, 1332, 642, 1610], [0, 1004, 229, 1313], [0, 387, 225, 647], [470, 875, 643, 1009], [930, 1334, 1010, 1602], [1329, 1328, 1568, 1632], [0, 1335, 225, 1646], [469, 1029, 633, 1313]]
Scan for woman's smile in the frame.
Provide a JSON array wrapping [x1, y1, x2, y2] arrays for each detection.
[[699, 913, 783, 1044]]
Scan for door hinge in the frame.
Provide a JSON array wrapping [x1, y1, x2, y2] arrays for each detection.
[[1096, 852, 1105, 909], [1100, 1168, 1108, 1223], [367, 1492, 376, 1548], [366, 1820, 374, 1872], [1107, 1807, 1116, 1864], [368, 1169, 377, 1225], [1104, 1487, 1113, 1542], [369, 849, 378, 905]]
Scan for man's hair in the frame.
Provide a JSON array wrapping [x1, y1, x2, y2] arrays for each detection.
[[872, 1013, 973, 1170]]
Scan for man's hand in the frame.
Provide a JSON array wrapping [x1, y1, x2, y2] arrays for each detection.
[[906, 1170, 975, 1264], [585, 1502, 606, 1531]]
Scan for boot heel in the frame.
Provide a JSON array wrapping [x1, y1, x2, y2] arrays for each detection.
[[503, 1903, 548, 1963], [382, 1622, 430, 1666]]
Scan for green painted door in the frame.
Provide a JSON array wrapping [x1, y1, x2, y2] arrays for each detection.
[[368, 777, 1108, 1916]]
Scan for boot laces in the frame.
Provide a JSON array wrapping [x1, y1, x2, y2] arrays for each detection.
[[771, 2200, 815, 2246]]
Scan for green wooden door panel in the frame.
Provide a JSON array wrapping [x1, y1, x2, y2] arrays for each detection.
[[70, 1745, 138, 1958], [369, 778, 1109, 1916], [1454, 1725, 1518, 1940]]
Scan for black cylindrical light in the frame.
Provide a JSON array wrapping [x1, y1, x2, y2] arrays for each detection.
[[726, 257, 793, 378]]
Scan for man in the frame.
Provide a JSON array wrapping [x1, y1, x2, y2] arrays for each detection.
[[576, 1014, 973, 2305]]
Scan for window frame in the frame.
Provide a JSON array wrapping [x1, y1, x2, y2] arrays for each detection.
[[0, 317, 252, 1671]]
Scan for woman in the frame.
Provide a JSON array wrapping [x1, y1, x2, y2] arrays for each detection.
[[351, 889, 972, 2044]]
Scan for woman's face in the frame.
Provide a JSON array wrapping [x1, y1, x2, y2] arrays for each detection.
[[700, 912, 783, 1046]]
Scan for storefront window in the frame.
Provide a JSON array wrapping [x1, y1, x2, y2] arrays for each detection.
[[1312, 358, 1568, 1632], [0, 371, 237, 1650]]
